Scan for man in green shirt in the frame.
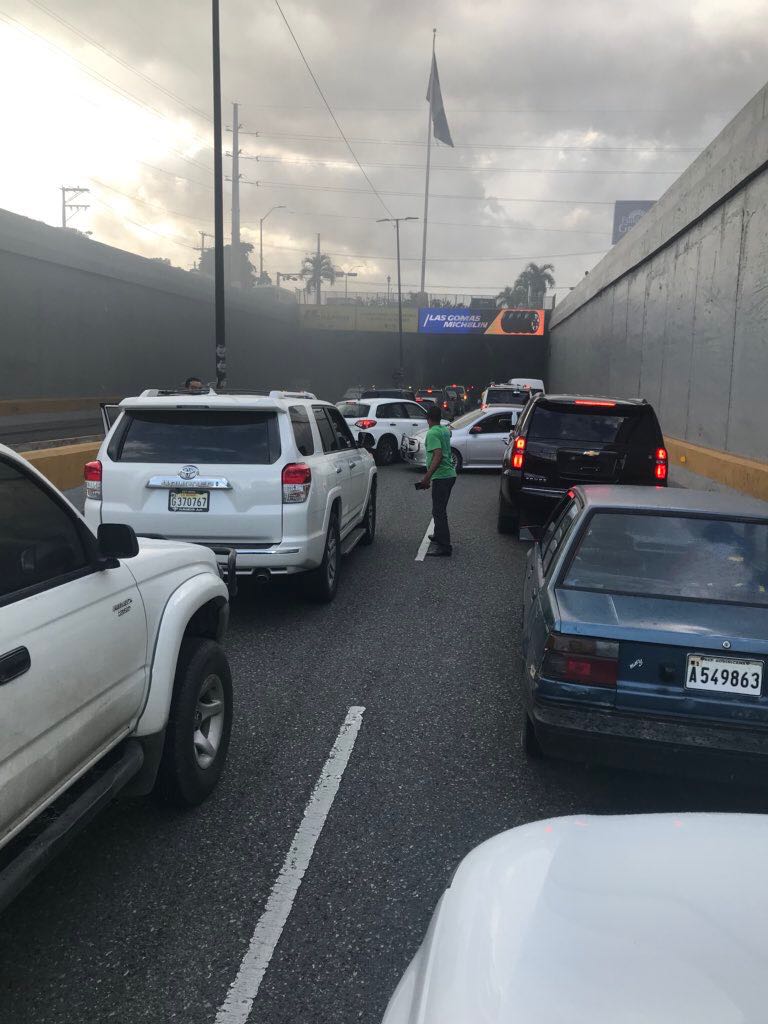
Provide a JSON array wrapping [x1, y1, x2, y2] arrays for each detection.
[[416, 404, 457, 556]]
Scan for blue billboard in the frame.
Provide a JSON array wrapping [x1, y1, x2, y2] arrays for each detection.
[[418, 307, 544, 336]]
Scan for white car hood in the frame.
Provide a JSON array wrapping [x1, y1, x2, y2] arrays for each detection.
[[125, 536, 220, 585], [382, 813, 768, 1024]]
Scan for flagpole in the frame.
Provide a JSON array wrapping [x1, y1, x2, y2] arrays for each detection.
[[419, 28, 437, 298]]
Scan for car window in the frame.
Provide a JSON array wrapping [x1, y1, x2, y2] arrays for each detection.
[[487, 388, 530, 405], [312, 406, 339, 453], [337, 402, 370, 418], [542, 499, 580, 576], [325, 406, 356, 450], [0, 458, 90, 602], [377, 402, 404, 418], [111, 410, 281, 464], [563, 512, 768, 606], [476, 413, 513, 433], [451, 409, 485, 430], [404, 402, 428, 420], [289, 405, 315, 457], [528, 406, 658, 445]]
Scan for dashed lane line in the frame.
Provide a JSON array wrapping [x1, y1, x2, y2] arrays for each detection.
[[215, 705, 366, 1024], [415, 518, 434, 561]]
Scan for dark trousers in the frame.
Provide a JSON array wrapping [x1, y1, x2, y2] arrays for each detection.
[[431, 477, 455, 550]]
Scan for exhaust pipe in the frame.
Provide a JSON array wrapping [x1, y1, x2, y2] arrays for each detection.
[[253, 569, 271, 583]]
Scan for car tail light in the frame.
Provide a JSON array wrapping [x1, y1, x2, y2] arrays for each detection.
[[282, 463, 312, 503], [574, 399, 617, 408], [512, 436, 526, 470], [654, 446, 668, 481], [442, 401, 449, 409], [355, 418, 377, 429], [541, 634, 619, 688], [84, 460, 102, 501]]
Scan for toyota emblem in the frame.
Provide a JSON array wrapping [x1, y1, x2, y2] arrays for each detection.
[[179, 465, 199, 480], [722, 640, 732, 649]]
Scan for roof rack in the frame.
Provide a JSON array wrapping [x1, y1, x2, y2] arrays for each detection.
[[139, 387, 217, 397], [268, 389, 318, 400]]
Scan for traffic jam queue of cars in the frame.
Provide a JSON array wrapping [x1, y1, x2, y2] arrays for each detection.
[[3, 379, 768, 1022]]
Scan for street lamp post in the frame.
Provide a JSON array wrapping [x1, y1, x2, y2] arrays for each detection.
[[211, 0, 226, 386], [259, 205, 286, 283], [377, 217, 418, 383], [338, 264, 361, 301]]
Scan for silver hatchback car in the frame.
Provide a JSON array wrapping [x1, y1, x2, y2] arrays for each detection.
[[401, 407, 520, 473]]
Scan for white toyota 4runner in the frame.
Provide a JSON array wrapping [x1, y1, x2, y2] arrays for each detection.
[[0, 445, 233, 911], [86, 390, 378, 602]]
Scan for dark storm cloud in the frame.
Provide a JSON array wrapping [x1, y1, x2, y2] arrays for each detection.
[[8, 0, 768, 294]]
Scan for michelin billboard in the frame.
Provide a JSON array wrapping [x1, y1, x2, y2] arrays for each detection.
[[418, 307, 544, 336]]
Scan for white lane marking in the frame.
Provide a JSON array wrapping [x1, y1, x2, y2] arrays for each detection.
[[415, 518, 434, 561], [215, 706, 366, 1024]]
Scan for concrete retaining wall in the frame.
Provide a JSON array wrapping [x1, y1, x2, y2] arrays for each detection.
[[0, 209, 546, 404], [548, 82, 768, 464]]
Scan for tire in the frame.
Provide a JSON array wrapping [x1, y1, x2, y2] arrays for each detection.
[[156, 638, 233, 807], [375, 435, 397, 466], [521, 714, 544, 759], [497, 491, 519, 536], [360, 481, 376, 545], [304, 510, 341, 602], [450, 448, 463, 474]]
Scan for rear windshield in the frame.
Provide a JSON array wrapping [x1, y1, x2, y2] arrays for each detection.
[[111, 410, 281, 464], [416, 390, 442, 401], [486, 388, 530, 405], [563, 512, 768, 606], [337, 402, 370, 418], [529, 405, 656, 445]]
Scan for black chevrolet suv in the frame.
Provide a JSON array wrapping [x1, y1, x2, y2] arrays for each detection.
[[498, 395, 667, 536]]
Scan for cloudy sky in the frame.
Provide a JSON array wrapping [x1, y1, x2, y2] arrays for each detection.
[[1, 0, 767, 299]]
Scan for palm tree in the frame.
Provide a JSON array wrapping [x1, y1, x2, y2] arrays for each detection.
[[514, 262, 555, 306], [300, 251, 336, 304], [495, 284, 527, 308]]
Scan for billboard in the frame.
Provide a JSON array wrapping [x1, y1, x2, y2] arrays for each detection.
[[299, 305, 418, 333], [612, 200, 655, 244], [418, 307, 545, 336]]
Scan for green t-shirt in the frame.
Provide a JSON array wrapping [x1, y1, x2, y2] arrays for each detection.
[[425, 424, 457, 480]]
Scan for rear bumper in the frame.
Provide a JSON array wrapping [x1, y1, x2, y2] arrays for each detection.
[[205, 535, 325, 573], [530, 697, 768, 764]]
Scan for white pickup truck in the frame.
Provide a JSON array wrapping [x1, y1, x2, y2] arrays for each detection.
[[0, 445, 234, 911]]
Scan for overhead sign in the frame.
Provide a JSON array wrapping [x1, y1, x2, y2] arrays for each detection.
[[612, 200, 655, 244], [418, 307, 544, 336]]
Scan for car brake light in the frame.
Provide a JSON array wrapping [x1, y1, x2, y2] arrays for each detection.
[[282, 463, 312, 503], [573, 399, 617, 407], [442, 401, 448, 409], [512, 436, 526, 470], [84, 460, 102, 501], [541, 634, 619, 688], [355, 418, 377, 429], [654, 446, 668, 481]]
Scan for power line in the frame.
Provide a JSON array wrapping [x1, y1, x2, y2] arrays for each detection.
[[245, 178, 619, 206], [277, 209, 611, 236], [23, 0, 212, 123], [271, 0, 393, 218], [256, 154, 683, 176], [256, 130, 704, 154], [240, 238, 608, 262], [0, 8, 212, 171], [246, 103, 731, 115], [90, 195, 198, 250], [90, 178, 213, 225]]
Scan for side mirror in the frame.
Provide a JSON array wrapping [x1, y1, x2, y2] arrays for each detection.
[[469, 425, 482, 435], [357, 431, 375, 451], [97, 523, 139, 560]]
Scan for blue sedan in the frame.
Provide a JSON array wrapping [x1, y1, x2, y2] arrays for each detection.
[[520, 485, 768, 771]]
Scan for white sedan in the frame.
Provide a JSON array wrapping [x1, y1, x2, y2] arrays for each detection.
[[338, 397, 446, 466], [382, 813, 768, 1024], [400, 407, 519, 472]]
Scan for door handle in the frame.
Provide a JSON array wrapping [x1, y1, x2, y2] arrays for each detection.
[[0, 646, 30, 685], [348, 461, 358, 468], [389, 422, 397, 426], [336, 465, 343, 474]]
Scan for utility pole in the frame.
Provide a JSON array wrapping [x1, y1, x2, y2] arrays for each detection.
[[316, 233, 321, 306], [196, 230, 213, 268], [386, 274, 391, 303], [211, 0, 227, 388], [377, 216, 418, 384], [230, 102, 241, 285], [419, 29, 437, 296], [258, 205, 285, 284], [60, 186, 90, 228]]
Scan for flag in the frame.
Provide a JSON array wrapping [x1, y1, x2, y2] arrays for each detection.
[[426, 54, 453, 148]]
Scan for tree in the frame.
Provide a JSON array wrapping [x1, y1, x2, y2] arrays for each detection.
[[198, 243, 257, 288], [300, 251, 336, 303], [497, 264, 555, 308]]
